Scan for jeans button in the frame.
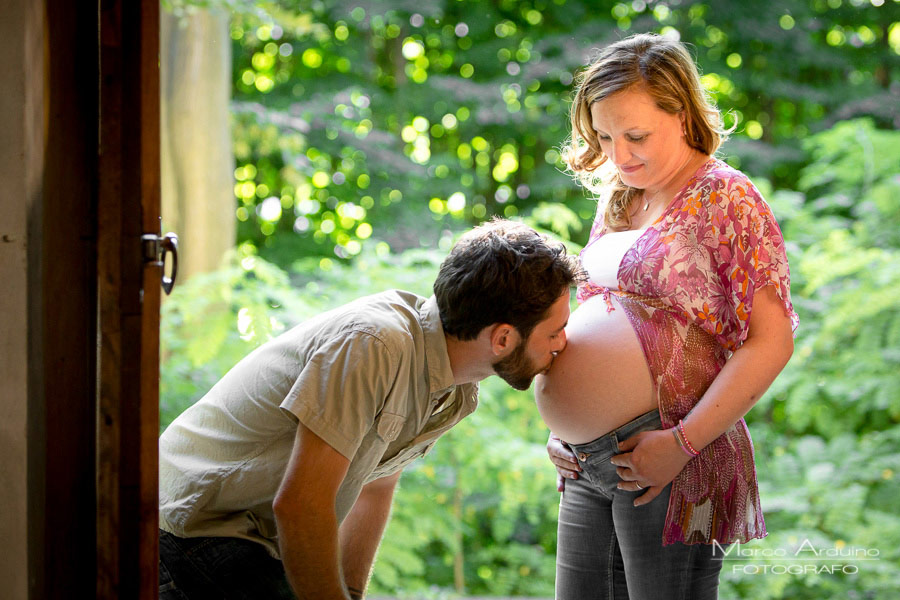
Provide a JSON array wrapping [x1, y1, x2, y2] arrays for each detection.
[[578, 452, 589, 461]]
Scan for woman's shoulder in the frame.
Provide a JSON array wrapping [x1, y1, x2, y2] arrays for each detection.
[[688, 158, 767, 211], [587, 186, 614, 237], [692, 158, 754, 191]]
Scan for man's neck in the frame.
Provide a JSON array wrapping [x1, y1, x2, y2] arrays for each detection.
[[444, 333, 495, 386]]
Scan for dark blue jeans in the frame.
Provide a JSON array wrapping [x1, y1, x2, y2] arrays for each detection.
[[159, 530, 295, 599], [555, 410, 725, 600]]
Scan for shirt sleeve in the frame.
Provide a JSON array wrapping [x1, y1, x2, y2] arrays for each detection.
[[280, 329, 399, 461], [714, 174, 799, 348]]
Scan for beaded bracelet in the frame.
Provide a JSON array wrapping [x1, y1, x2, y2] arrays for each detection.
[[671, 427, 696, 458], [677, 419, 700, 456]]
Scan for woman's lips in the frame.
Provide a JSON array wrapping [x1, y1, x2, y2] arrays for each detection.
[[618, 163, 643, 174]]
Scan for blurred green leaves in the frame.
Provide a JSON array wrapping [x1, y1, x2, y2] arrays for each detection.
[[218, 0, 898, 270]]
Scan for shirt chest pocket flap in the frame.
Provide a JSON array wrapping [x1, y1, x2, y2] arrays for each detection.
[[375, 412, 406, 443]]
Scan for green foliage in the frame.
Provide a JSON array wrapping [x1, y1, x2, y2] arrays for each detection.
[[757, 120, 900, 438], [719, 430, 900, 599], [733, 122, 900, 599], [159, 243, 312, 427], [212, 0, 900, 269]]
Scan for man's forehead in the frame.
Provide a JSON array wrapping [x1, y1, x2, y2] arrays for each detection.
[[542, 293, 571, 327]]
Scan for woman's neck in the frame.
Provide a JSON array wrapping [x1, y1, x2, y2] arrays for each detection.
[[648, 151, 710, 201]]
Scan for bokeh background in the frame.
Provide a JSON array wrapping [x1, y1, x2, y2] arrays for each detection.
[[158, 1, 900, 597]]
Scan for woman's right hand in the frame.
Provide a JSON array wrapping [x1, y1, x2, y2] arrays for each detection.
[[547, 432, 581, 492]]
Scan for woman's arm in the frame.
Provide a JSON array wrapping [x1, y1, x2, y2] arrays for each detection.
[[611, 283, 794, 506]]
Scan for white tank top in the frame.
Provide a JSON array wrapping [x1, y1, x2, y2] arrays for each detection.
[[581, 229, 646, 289]]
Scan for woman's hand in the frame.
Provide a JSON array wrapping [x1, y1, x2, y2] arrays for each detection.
[[546, 432, 581, 492], [609, 428, 691, 507]]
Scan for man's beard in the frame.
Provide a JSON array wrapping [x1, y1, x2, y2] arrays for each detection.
[[493, 339, 544, 391]]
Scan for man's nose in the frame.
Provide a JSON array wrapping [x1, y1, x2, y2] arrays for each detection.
[[552, 331, 567, 354]]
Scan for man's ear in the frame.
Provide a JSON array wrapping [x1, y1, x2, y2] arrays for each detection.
[[489, 323, 521, 357]]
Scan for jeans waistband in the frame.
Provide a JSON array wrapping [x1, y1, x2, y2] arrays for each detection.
[[567, 409, 662, 462]]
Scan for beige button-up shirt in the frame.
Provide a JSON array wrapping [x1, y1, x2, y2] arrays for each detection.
[[159, 291, 478, 557]]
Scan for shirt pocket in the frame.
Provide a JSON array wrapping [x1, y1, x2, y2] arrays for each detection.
[[392, 440, 436, 470], [375, 412, 406, 443]]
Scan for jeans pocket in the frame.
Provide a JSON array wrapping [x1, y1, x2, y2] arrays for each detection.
[[158, 559, 190, 600]]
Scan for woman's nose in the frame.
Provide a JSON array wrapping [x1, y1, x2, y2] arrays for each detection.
[[610, 140, 631, 165]]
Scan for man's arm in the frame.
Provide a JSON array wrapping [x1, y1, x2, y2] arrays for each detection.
[[273, 421, 352, 600], [339, 471, 402, 599]]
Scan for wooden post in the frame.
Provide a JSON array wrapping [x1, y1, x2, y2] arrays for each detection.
[[97, 0, 161, 598]]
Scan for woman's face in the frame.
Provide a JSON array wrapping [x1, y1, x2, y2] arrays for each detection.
[[589, 85, 692, 192]]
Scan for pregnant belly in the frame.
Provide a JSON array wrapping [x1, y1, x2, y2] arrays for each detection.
[[534, 294, 656, 444]]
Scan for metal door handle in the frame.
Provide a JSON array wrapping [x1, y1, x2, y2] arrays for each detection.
[[142, 232, 179, 295]]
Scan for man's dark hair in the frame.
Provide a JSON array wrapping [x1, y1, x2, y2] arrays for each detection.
[[434, 219, 583, 341]]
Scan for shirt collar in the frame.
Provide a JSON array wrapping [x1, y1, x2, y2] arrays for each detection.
[[419, 296, 456, 398]]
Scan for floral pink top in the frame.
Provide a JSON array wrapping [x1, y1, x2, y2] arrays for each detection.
[[578, 158, 799, 545]]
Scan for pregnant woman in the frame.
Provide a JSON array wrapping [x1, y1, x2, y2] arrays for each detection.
[[535, 34, 799, 599]]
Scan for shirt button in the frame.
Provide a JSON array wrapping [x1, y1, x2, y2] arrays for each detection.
[[578, 452, 589, 462]]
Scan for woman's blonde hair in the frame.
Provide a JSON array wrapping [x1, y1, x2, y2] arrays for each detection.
[[563, 33, 729, 230]]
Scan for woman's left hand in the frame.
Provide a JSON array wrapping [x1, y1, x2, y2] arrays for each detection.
[[609, 429, 691, 507]]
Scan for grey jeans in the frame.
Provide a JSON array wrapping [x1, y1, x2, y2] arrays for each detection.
[[555, 410, 725, 600]]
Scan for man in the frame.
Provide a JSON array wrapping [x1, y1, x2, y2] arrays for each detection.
[[158, 219, 581, 599]]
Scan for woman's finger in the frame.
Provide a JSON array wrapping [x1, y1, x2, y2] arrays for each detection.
[[547, 437, 581, 471], [615, 466, 636, 481], [556, 473, 566, 493], [548, 439, 577, 460], [553, 461, 581, 475], [555, 464, 580, 479], [609, 451, 633, 469], [617, 479, 650, 493], [633, 485, 664, 507]]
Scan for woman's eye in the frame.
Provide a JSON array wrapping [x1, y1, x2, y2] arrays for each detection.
[[627, 135, 646, 142]]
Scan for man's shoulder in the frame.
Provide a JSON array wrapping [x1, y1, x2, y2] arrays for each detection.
[[291, 290, 429, 358], [340, 289, 425, 333]]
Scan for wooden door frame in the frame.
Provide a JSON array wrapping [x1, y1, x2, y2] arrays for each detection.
[[31, 1, 161, 598], [97, 0, 162, 598]]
